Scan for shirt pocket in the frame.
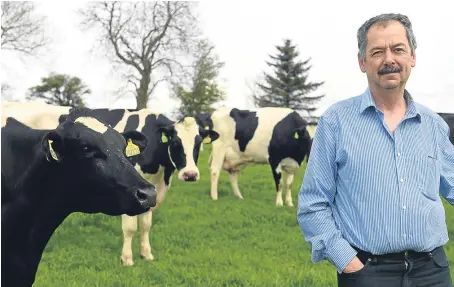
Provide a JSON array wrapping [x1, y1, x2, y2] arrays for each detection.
[[418, 154, 441, 201]]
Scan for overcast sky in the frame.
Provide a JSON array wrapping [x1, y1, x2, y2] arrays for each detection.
[[2, 0, 453, 118]]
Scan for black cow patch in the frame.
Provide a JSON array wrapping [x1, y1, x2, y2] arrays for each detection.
[[125, 115, 139, 131], [267, 111, 311, 191], [89, 109, 127, 128], [269, 111, 311, 166], [195, 112, 213, 131], [229, 108, 259, 152]]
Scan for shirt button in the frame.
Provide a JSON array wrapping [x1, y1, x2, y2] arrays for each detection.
[[403, 205, 407, 210], [400, 178, 404, 183], [397, 152, 401, 157]]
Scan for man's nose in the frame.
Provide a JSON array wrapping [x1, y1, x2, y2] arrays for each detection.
[[383, 49, 395, 64]]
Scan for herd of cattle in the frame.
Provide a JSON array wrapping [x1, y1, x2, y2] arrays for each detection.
[[1, 100, 452, 286]]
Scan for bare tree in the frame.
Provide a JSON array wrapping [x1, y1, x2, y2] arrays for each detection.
[[1, 1, 48, 56], [79, 1, 202, 109]]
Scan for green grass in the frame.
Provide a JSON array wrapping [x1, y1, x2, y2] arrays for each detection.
[[33, 145, 454, 287]]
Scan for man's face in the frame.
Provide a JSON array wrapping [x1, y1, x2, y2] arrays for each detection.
[[358, 20, 416, 91]]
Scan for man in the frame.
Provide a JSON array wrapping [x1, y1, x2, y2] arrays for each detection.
[[297, 13, 454, 287]]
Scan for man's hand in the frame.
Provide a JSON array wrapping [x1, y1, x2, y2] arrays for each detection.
[[343, 256, 365, 273]]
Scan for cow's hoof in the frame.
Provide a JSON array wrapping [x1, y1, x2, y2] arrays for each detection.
[[276, 201, 284, 207], [120, 256, 134, 266], [286, 201, 294, 207], [140, 252, 155, 261], [211, 196, 218, 200]]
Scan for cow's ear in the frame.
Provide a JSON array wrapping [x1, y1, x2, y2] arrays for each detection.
[[122, 130, 148, 156], [41, 131, 63, 163], [200, 129, 219, 144], [157, 126, 175, 144], [292, 125, 309, 140]]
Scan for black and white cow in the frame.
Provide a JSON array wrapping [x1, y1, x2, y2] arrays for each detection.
[[1, 101, 219, 266], [438, 113, 454, 144], [195, 106, 313, 207], [1, 108, 157, 287]]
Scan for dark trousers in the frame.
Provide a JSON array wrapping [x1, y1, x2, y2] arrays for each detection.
[[337, 246, 452, 287]]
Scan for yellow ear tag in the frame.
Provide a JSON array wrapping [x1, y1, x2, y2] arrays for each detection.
[[204, 126, 209, 130], [125, 139, 140, 157], [294, 132, 299, 139], [203, 136, 212, 144], [161, 133, 168, 143], [48, 139, 59, 161]]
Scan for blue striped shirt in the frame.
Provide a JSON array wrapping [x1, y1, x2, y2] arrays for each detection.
[[296, 88, 454, 274]]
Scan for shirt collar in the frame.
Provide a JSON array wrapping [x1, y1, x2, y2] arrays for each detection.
[[359, 88, 421, 122]]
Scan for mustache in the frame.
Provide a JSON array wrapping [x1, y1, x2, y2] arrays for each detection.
[[378, 66, 401, 75]]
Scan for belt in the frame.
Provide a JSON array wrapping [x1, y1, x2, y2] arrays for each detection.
[[352, 246, 440, 263]]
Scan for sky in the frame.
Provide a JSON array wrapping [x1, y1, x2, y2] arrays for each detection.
[[1, 0, 453, 118]]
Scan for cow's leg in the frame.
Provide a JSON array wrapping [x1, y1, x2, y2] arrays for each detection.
[[120, 215, 137, 266], [139, 178, 169, 262], [138, 210, 154, 261], [209, 142, 226, 200], [228, 171, 243, 199], [270, 162, 283, 207], [283, 172, 295, 207]]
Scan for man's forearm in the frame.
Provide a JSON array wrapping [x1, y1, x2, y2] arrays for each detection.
[[297, 204, 357, 273]]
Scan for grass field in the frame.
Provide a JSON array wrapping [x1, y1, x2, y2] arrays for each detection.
[[33, 145, 454, 287]]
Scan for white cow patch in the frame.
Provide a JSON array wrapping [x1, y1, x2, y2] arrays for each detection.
[[275, 157, 300, 174], [1, 101, 71, 129], [174, 117, 200, 181], [306, 124, 317, 138], [75, 117, 108, 134]]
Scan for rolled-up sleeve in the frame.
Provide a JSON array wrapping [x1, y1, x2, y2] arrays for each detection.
[[296, 114, 357, 274], [438, 121, 454, 205]]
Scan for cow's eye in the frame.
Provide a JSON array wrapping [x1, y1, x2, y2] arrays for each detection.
[[81, 145, 97, 155]]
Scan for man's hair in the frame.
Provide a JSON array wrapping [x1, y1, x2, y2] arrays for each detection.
[[357, 13, 417, 60]]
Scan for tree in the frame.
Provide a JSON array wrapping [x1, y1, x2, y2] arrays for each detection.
[[253, 39, 324, 114], [27, 73, 90, 107], [79, 1, 202, 109], [173, 40, 225, 118], [1, 1, 49, 56]]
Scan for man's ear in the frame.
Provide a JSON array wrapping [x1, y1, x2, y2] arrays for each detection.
[[358, 54, 366, 73], [200, 129, 219, 144], [157, 126, 175, 144], [122, 130, 148, 157], [41, 131, 63, 163]]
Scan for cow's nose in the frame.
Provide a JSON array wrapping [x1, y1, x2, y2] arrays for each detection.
[[183, 171, 198, 182], [135, 186, 157, 208]]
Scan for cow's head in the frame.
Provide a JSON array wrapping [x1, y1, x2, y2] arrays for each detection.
[[41, 108, 157, 216], [158, 117, 219, 181], [195, 112, 213, 134], [293, 124, 313, 158]]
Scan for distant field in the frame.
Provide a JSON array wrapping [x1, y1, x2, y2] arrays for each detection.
[[34, 145, 454, 287]]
